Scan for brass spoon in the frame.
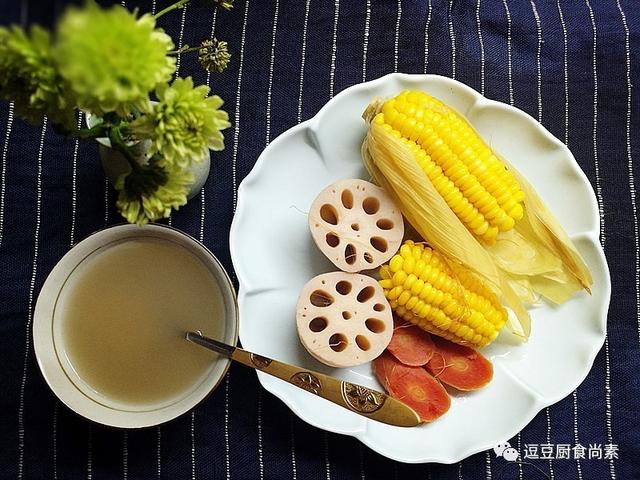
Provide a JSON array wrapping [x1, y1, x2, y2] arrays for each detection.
[[186, 331, 421, 427]]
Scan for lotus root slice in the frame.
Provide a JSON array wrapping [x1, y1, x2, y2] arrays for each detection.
[[296, 272, 393, 368], [308, 179, 404, 272]]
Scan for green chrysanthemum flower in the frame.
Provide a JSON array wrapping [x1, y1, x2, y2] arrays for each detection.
[[55, 2, 175, 117], [131, 77, 231, 168], [0, 25, 75, 129], [115, 159, 192, 225]]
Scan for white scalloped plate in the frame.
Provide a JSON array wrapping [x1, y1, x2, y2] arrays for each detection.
[[229, 74, 610, 463]]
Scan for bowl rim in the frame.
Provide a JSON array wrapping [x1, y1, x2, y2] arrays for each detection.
[[33, 223, 239, 428]]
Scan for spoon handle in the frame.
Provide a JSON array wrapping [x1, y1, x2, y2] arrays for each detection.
[[186, 330, 420, 427]]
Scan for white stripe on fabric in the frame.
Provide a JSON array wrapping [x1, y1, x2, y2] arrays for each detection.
[[530, 0, 542, 123], [53, 404, 58, 480], [604, 339, 616, 479], [257, 392, 264, 480], [584, 2, 616, 478], [70, 112, 83, 247], [0, 102, 15, 250], [572, 390, 583, 479], [557, 0, 569, 146], [485, 451, 491, 479], [329, 0, 340, 99], [394, 0, 401, 73], [224, 373, 231, 480], [616, 0, 639, 346], [545, 409, 555, 479], [584, 0, 605, 245], [174, 4, 188, 77], [423, 0, 432, 73], [87, 426, 92, 480], [476, 0, 484, 95], [17, 118, 47, 480], [358, 444, 366, 480], [297, 0, 311, 123], [475, 0, 485, 95], [289, 416, 297, 480], [323, 433, 331, 480], [152, 0, 157, 14], [517, 433, 523, 479], [231, 0, 250, 210], [448, 0, 456, 79], [265, 0, 280, 146], [191, 410, 196, 480], [501, 0, 513, 105], [199, 188, 205, 244], [156, 426, 162, 479], [362, 0, 371, 82], [458, 461, 463, 479], [205, 8, 219, 89], [104, 177, 109, 225], [123, 432, 128, 480]]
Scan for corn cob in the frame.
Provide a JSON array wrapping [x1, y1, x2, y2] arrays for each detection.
[[372, 90, 525, 244], [379, 240, 507, 348]]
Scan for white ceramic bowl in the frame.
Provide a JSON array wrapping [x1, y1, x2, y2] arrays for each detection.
[[229, 73, 610, 463], [33, 224, 238, 428]]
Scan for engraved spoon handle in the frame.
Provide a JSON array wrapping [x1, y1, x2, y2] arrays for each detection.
[[186, 331, 421, 427]]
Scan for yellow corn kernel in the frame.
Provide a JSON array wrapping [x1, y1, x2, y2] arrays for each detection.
[[378, 240, 508, 348], [377, 91, 526, 244]]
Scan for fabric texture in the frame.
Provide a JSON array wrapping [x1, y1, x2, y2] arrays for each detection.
[[0, 0, 639, 478]]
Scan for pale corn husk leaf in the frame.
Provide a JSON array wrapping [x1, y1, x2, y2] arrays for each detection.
[[486, 227, 563, 276], [504, 157, 593, 293], [362, 121, 530, 338]]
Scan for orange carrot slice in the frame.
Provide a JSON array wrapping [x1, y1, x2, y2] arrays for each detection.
[[386, 318, 436, 366], [426, 337, 493, 391], [373, 352, 450, 422]]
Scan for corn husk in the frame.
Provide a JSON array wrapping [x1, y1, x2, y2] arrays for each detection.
[[361, 97, 593, 339]]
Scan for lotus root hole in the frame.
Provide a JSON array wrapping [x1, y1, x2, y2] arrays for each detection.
[[364, 252, 374, 264], [356, 335, 371, 351], [309, 317, 328, 332], [325, 233, 340, 248], [345, 244, 356, 265], [342, 311, 352, 320], [362, 197, 380, 215], [329, 333, 348, 352], [357, 286, 375, 303], [335, 280, 352, 295], [310, 290, 334, 307], [320, 204, 338, 225], [341, 190, 353, 209], [376, 218, 394, 230], [373, 303, 385, 312], [365, 318, 386, 333], [370, 236, 388, 253], [351, 223, 360, 231]]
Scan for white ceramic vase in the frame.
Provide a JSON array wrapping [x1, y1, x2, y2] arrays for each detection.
[[85, 113, 210, 200]]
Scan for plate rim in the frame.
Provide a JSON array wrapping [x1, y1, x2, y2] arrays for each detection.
[[229, 73, 611, 463]]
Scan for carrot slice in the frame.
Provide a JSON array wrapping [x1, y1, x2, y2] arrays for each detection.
[[373, 352, 450, 422], [426, 337, 493, 391], [386, 318, 436, 367]]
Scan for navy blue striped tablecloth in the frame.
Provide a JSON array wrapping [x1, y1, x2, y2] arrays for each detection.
[[1, 0, 638, 478]]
